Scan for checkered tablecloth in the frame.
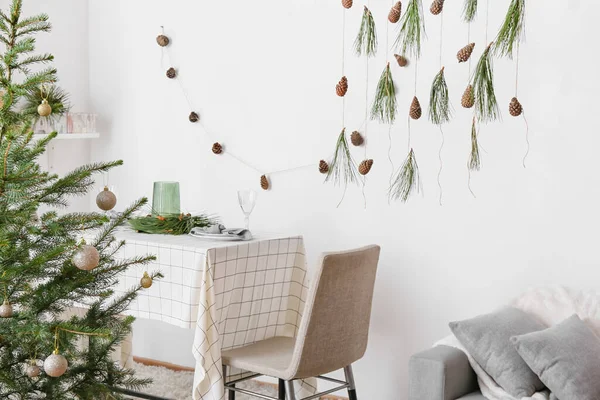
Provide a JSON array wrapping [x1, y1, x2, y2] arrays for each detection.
[[114, 230, 315, 400]]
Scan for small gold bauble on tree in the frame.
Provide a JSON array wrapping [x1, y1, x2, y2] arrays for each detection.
[[25, 362, 40, 378], [156, 34, 170, 47], [189, 111, 199, 123], [319, 160, 329, 174], [140, 272, 153, 289], [509, 97, 523, 116], [72, 244, 100, 271], [166, 67, 177, 79], [96, 186, 117, 211], [457, 43, 475, 63], [342, 0, 353, 9], [388, 1, 402, 23], [358, 159, 374, 175], [37, 99, 52, 117], [350, 131, 364, 146], [336, 76, 348, 97], [394, 54, 409, 67], [212, 142, 223, 155], [260, 175, 270, 191], [461, 84, 475, 108], [430, 0, 445, 15], [44, 351, 68, 378], [409, 96, 422, 120], [0, 299, 13, 318]]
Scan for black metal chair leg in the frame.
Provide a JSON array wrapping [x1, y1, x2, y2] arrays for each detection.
[[228, 385, 235, 400], [278, 379, 286, 400], [344, 365, 358, 400], [348, 389, 358, 400]]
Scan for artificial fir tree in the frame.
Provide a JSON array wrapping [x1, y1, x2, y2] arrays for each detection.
[[0, 1, 160, 398]]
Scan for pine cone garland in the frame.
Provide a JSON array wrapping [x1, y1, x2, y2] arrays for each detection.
[[260, 175, 270, 190], [409, 96, 422, 120], [359, 159, 374, 175], [212, 142, 223, 154], [156, 35, 170, 47], [351, 131, 364, 146], [388, 1, 402, 23], [166, 67, 177, 79], [319, 160, 329, 174], [509, 97, 523, 116], [430, 0, 444, 15], [342, 0, 353, 9], [461, 85, 475, 109], [336, 76, 348, 97], [189, 112, 199, 123], [457, 43, 475, 63], [394, 54, 409, 67]]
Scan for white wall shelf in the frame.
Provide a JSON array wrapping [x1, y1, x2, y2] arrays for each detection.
[[35, 133, 100, 140]]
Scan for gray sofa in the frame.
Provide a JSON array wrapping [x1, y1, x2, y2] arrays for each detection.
[[409, 345, 485, 400]]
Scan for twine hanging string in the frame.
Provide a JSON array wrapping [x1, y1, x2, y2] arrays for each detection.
[[360, 0, 373, 210], [437, 12, 445, 207], [338, 7, 349, 209], [386, 0, 395, 190], [515, 42, 530, 168]]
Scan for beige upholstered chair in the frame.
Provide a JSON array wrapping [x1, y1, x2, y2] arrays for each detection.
[[222, 245, 381, 400]]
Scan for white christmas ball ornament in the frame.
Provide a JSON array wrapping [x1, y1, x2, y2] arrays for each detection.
[[72, 245, 100, 271], [25, 363, 41, 378], [44, 352, 68, 377]]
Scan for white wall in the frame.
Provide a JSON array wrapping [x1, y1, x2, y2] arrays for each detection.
[[86, 0, 600, 398]]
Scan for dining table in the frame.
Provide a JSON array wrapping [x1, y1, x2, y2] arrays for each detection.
[[112, 229, 317, 400]]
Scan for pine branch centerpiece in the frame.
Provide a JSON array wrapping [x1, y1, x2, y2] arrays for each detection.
[[371, 63, 397, 124], [129, 213, 217, 235], [494, 0, 525, 58], [394, 0, 426, 59], [428, 67, 452, 125], [389, 149, 421, 202], [354, 6, 378, 57], [325, 128, 359, 187], [471, 43, 500, 123]]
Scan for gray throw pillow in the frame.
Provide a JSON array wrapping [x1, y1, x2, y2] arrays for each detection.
[[512, 314, 600, 400], [449, 307, 546, 397]]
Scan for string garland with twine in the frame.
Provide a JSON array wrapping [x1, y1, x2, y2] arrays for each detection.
[[513, 42, 530, 168]]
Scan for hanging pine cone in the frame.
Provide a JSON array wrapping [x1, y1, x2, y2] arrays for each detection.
[[336, 76, 348, 97], [166, 67, 177, 79], [359, 159, 374, 175], [394, 54, 409, 67], [409, 96, 422, 120], [260, 175, 270, 191], [319, 160, 329, 174], [212, 142, 223, 154], [461, 85, 475, 108], [509, 97, 523, 117], [189, 112, 199, 123], [388, 1, 402, 23], [351, 131, 364, 146], [342, 0, 353, 9], [430, 0, 444, 15], [156, 35, 170, 47], [457, 43, 475, 63]]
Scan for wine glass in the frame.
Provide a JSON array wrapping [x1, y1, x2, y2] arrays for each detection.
[[237, 190, 257, 230]]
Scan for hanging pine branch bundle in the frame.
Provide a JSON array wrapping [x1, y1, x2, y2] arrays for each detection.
[[370, 63, 397, 123], [494, 0, 525, 58], [471, 43, 500, 123], [428, 67, 452, 125], [354, 6, 378, 57], [326, 128, 359, 186], [394, 0, 425, 59], [389, 149, 421, 202], [462, 0, 478, 22], [468, 118, 481, 171]]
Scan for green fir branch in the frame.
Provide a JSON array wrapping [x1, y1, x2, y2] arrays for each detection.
[[394, 0, 425, 59], [370, 63, 397, 124], [463, 0, 478, 22], [428, 67, 452, 125], [354, 6, 378, 57], [468, 118, 480, 171], [325, 128, 359, 187], [494, 0, 525, 58], [389, 149, 421, 202], [471, 44, 500, 123]]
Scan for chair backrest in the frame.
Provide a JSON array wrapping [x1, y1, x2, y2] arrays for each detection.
[[288, 245, 381, 379]]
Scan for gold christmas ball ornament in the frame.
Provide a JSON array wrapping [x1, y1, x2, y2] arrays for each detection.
[[44, 351, 68, 378], [156, 34, 170, 47], [37, 99, 52, 117], [25, 363, 41, 378], [140, 272, 153, 289], [0, 299, 13, 318], [96, 186, 117, 211], [72, 245, 100, 271]]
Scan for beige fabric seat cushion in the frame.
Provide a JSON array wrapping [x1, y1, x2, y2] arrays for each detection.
[[222, 336, 296, 380]]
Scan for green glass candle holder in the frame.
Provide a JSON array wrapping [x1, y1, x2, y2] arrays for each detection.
[[152, 181, 180, 215]]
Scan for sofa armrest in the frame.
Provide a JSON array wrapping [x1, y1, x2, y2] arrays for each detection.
[[409, 345, 478, 400]]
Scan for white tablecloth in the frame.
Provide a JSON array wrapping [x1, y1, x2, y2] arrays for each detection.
[[114, 231, 315, 400]]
